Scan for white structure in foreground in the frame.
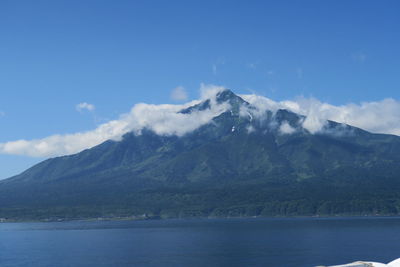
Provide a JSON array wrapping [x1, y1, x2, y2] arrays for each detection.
[[319, 258, 400, 267]]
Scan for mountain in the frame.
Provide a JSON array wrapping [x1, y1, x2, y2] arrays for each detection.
[[1, 90, 400, 220]]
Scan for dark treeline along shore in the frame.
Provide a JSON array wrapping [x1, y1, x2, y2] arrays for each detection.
[[1, 90, 400, 221]]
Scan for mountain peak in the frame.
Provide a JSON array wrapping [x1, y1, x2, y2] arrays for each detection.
[[215, 89, 246, 105], [215, 89, 248, 116], [180, 89, 247, 114]]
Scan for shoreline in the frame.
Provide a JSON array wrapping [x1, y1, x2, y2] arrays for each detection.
[[2, 214, 400, 224]]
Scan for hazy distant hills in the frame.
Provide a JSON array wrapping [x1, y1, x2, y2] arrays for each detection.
[[1, 90, 400, 220]]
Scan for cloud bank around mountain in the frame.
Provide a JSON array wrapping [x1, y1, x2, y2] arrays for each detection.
[[240, 94, 400, 135], [0, 85, 226, 157], [1, 84, 400, 158]]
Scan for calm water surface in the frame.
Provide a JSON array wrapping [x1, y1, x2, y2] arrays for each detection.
[[0, 217, 399, 267]]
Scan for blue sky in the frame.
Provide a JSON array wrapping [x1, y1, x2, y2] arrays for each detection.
[[1, 0, 400, 179]]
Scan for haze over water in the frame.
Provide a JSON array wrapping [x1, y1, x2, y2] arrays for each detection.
[[1, 217, 399, 267]]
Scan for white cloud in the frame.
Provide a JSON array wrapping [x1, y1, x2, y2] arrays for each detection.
[[76, 102, 95, 112], [241, 94, 400, 135], [200, 83, 225, 100], [246, 125, 255, 133], [1, 85, 400, 158], [170, 86, 188, 101], [0, 111, 5, 117], [279, 121, 296, 134], [0, 85, 229, 157]]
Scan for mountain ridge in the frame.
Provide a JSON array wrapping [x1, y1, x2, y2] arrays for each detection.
[[1, 89, 400, 220]]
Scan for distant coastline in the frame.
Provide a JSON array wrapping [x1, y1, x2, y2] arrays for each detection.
[[2, 214, 400, 224]]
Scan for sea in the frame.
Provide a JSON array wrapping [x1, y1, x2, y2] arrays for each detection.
[[0, 216, 399, 267]]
